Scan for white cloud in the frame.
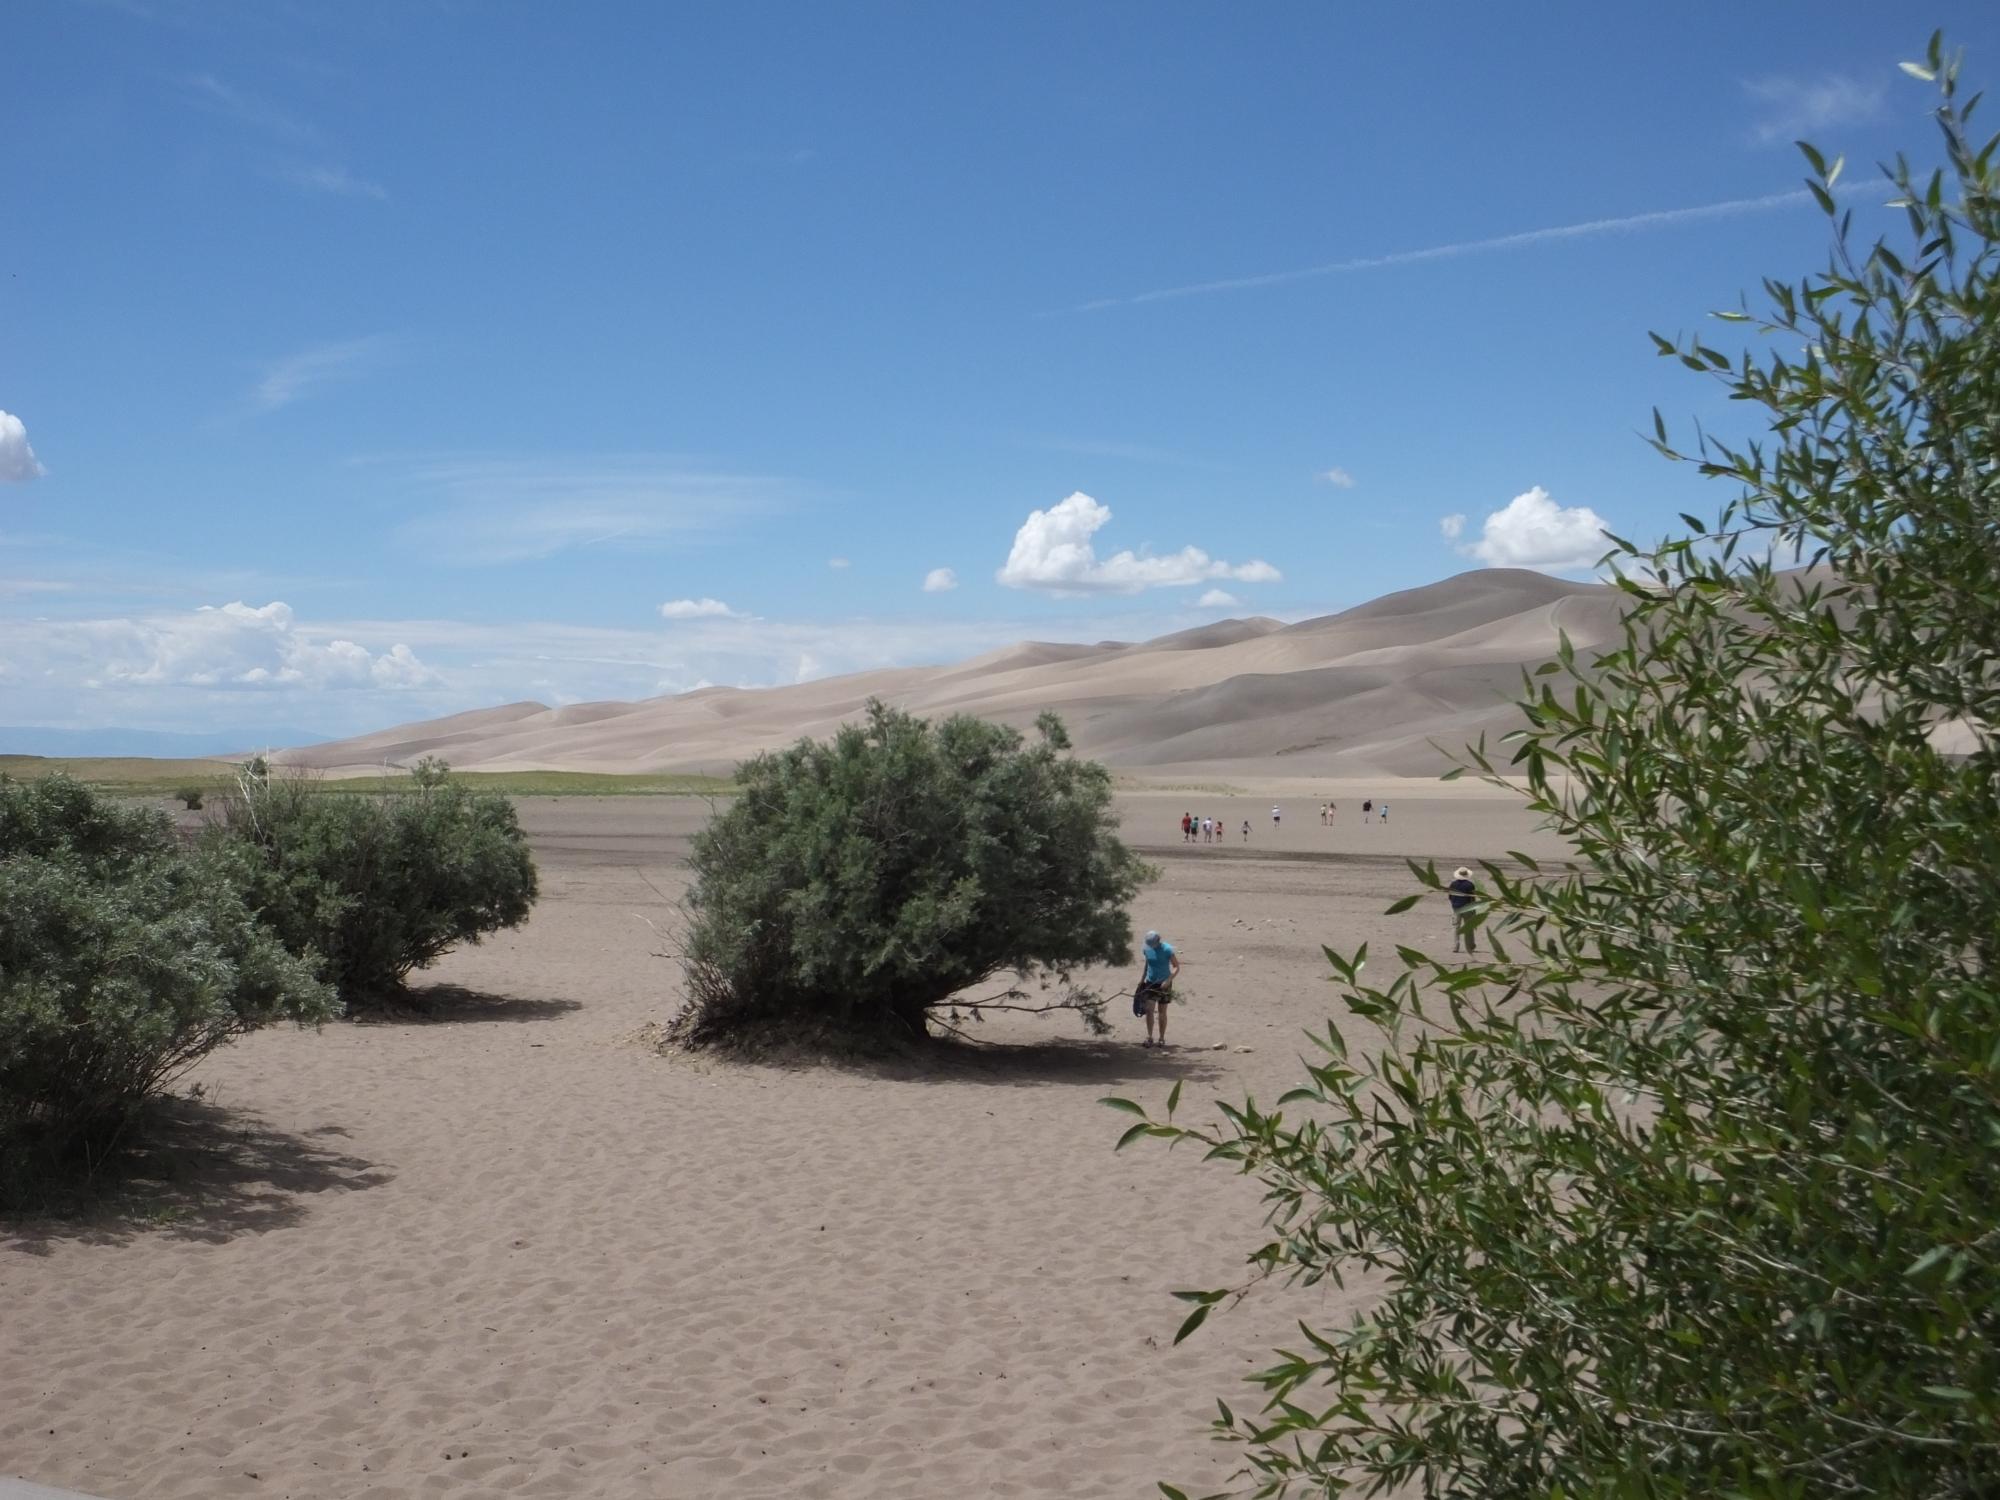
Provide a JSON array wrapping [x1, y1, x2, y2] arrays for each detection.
[[827, 556, 851, 569], [1458, 486, 1609, 573], [385, 454, 786, 565], [1745, 74, 1885, 144], [180, 73, 319, 145], [1070, 187, 1831, 312], [46, 600, 440, 691], [660, 597, 742, 619], [922, 567, 958, 593], [1439, 513, 1466, 540], [1316, 467, 1355, 488], [1196, 589, 1241, 608], [252, 335, 396, 412], [996, 491, 1280, 595], [0, 410, 45, 482], [277, 164, 388, 200]]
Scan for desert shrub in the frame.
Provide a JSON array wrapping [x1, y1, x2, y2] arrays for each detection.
[[1, 775, 335, 1197], [174, 786, 205, 810], [1114, 42, 2000, 1499], [675, 701, 1152, 1046], [212, 757, 539, 1005]]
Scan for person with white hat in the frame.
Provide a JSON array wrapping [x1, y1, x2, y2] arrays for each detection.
[[1448, 866, 1479, 953], [1134, 929, 1181, 1048]]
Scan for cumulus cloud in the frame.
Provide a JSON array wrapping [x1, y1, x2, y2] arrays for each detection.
[[1316, 467, 1355, 488], [922, 567, 958, 593], [79, 601, 439, 690], [1196, 589, 1241, 608], [0, 410, 45, 482], [1439, 513, 1467, 540], [996, 491, 1279, 595], [1457, 487, 1609, 572], [660, 597, 742, 619], [827, 556, 851, 569], [1745, 73, 1884, 144]]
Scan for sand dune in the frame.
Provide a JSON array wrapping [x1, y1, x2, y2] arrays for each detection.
[[279, 569, 1626, 780]]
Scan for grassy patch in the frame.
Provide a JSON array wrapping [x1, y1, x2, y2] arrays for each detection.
[[0, 755, 242, 798], [317, 770, 735, 796], [0, 756, 733, 799]]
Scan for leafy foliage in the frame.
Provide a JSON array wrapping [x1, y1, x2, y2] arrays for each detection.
[[1119, 41, 2000, 1498], [675, 700, 1152, 1046], [212, 758, 539, 1005], [174, 785, 205, 810], [1, 775, 335, 1198]]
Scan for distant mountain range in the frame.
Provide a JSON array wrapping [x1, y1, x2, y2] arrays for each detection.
[[0, 725, 331, 760], [278, 568, 1629, 781]]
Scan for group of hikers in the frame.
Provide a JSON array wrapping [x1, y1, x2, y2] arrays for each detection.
[[1179, 801, 1391, 844], [1133, 832, 1480, 1048], [1179, 813, 1243, 843]]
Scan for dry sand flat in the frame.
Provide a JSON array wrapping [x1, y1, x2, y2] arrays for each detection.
[[1, 788, 1571, 1500], [277, 568, 1625, 781]]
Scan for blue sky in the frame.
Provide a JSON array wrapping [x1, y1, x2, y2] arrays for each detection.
[[5, 2, 1996, 747]]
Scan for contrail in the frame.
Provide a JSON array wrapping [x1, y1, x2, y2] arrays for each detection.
[[1068, 187, 1828, 312]]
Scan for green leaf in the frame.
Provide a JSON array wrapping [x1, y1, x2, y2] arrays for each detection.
[[1114, 1121, 1152, 1151], [1166, 1079, 1184, 1117], [1101, 1097, 1147, 1118], [1383, 893, 1422, 915], [1173, 1303, 1213, 1345], [1901, 61, 1937, 81]]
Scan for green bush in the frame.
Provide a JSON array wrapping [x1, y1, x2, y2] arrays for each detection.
[[211, 758, 539, 1005], [1117, 40, 2000, 1499], [675, 701, 1152, 1046], [1, 775, 335, 1196], [174, 786, 205, 810]]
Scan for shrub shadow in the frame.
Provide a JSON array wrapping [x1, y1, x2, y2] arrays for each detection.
[[3, 1098, 392, 1253], [884, 1036, 1231, 1088], [351, 983, 583, 1025], [688, 1032, 1231, 1089]]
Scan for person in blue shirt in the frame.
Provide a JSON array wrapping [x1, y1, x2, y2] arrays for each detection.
[[1136, 930, 1181, 1048]]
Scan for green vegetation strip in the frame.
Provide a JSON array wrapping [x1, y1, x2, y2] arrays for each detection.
[[0, 757, 733, 798]]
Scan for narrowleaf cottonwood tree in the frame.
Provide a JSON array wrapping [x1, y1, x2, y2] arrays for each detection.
[[1112, 38, 1999, 1499]]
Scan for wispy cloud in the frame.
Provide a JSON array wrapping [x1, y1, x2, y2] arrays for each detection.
[[1027, 436, 1193, 466], [1745, 73, 1885, 145], [180, 72, 320, 144], [1316, 466, 1355, 488], [922, 567, 958, 593], [251, 335, 398, 412], [1067, 187, 1832, 312], [177, 72, 384, 202], [383, 454, 790, 565], [274, 163, 388, 200]]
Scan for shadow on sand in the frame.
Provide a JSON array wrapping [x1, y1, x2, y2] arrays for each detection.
[[351, 983, 583, 1026], [3, 1099, 392, 1254], [830, 1035, 1230, 1090]]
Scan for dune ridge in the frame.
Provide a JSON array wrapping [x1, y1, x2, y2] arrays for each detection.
[[279, 569, 1625, 779]]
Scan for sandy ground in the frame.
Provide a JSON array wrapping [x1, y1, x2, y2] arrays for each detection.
[[1, 785, 1572, 1500]]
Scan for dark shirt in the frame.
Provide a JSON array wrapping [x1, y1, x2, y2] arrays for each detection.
[[1448, 878, 1476, 910]]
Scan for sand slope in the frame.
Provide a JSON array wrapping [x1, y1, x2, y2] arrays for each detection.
[[279, 569, 1625, 779]]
